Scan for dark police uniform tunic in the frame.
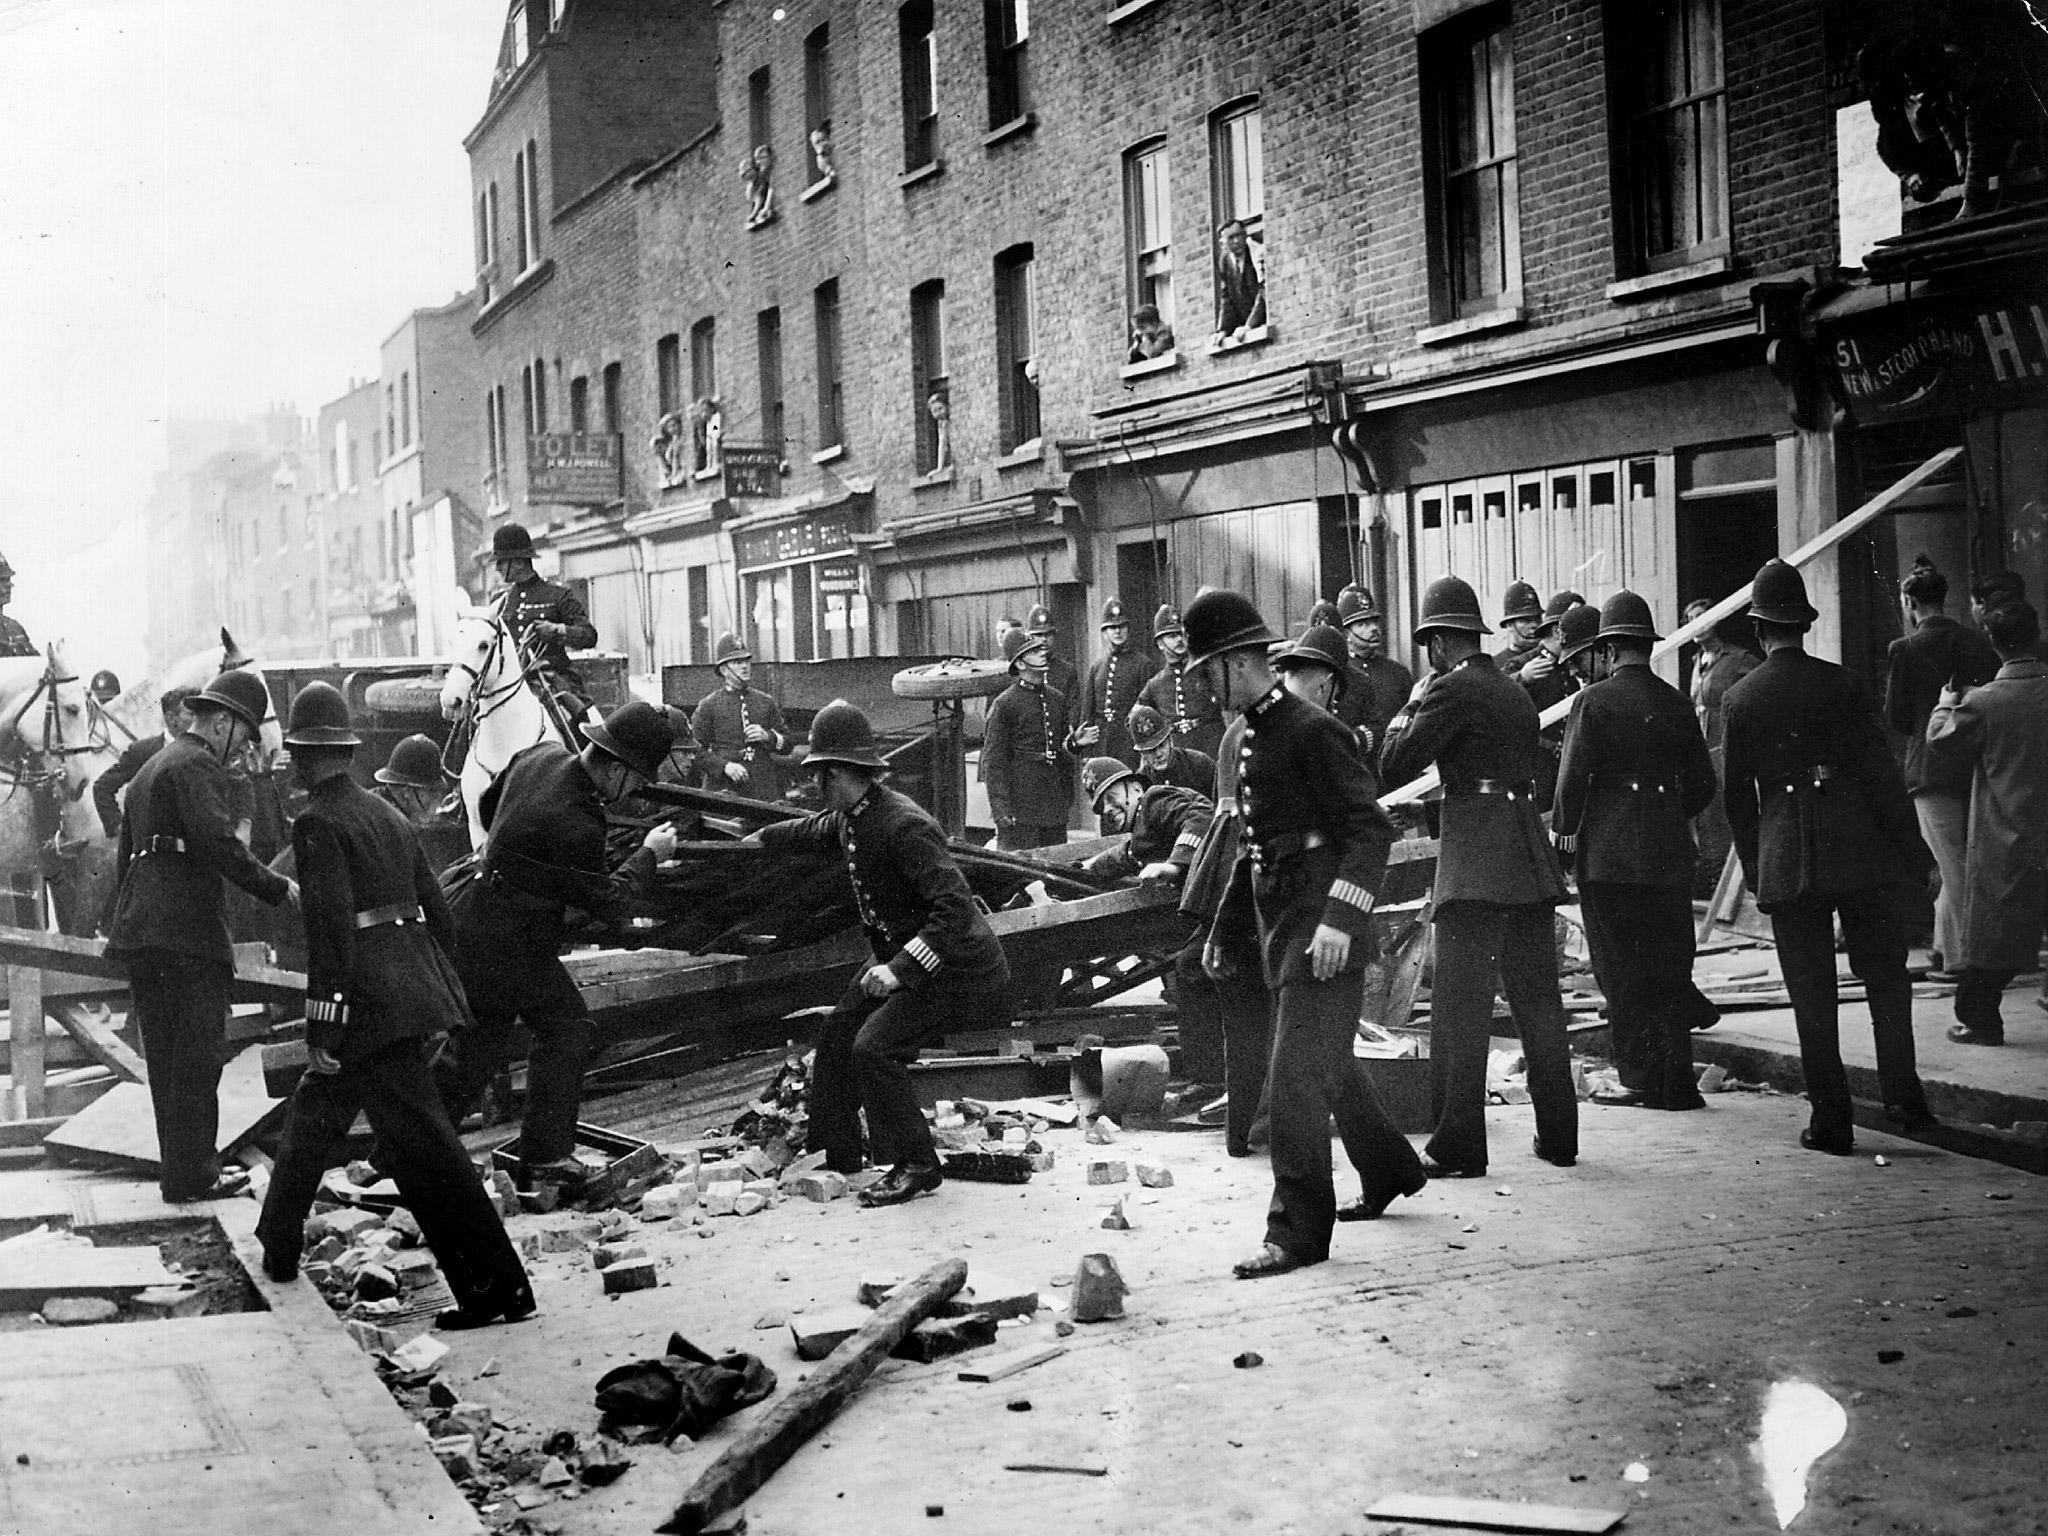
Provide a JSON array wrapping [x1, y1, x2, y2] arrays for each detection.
[[440, 741, 660, 1164], [761, 784, 1009, 1174], [1138, 658, 1225, 759], [501, 573, 597, 695], [1210, 685, 1423, 1262], [1336, 652, 1415, 757], [1380, 654, 1578, 1173], [1553, 661, 1719, 1108], [0, 613, 33, 657], [1075, 642, 1158, 769], [106, 733, 291, 1199], [1519, 654, 1580, 812], [981, 679, 1074, 850], [1721, 647, 1934, 1143], [691, 683, 795, 804], [1139, 743, 1217, 797], [258, 776, 530, 1314]]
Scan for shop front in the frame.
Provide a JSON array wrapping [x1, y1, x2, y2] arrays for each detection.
[[730, 493, 878, 663], [872, 488, 1090, 663]]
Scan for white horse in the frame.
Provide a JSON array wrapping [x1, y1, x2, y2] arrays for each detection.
[[0, 642, 119, 930], [439, 597, 575, 850]]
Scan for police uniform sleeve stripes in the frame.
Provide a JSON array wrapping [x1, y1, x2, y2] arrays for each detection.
[[904, 935, 941, 972], [1327, 878, 1375, 914]]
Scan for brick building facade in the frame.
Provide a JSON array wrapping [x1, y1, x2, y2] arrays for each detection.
[[455, 0, 2029, 686]]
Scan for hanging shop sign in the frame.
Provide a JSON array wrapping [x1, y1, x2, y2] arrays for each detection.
[[732, 503, 862, 570], [526, 433, 623, 504], [1821, 276, 2048, 426]]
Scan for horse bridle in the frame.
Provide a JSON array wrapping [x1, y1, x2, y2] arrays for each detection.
[[442, 610, 557, 778], [1, 657, 110, 805]]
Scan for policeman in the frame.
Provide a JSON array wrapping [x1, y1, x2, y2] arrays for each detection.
[[1024, 603, 1081, 708], [374, 733, 470, 875], [1556, 603, 1604, 686], [1274, 625, 1355, 728], [1128, 703, 1216, 795], [256, 684, 534, 1329], [88, 670, 122, 707], [438, 702, 681, 1179], [1553, 593, 1718, 1111], [93, 686, 196, 840], [1333, 588, 1414, 757], [488, 522, 599, 712], [756, 702, 1010, 1205], [1518, 590, 1590, 811], [1380, 576, 1578, 1178], [0, 551, 31, 657], [1136, 604, 1224, 758], [982, 628, 1074, 851], [104, 670, 299, 1202], [1080, 754, 1223, 1092], [691, 631, 794, 802], [1493, 580, 1544, 674], [1069, 597, 1158, 768], [1192, 589, 1425, 1279], [1721, 560, 1936, 1152]]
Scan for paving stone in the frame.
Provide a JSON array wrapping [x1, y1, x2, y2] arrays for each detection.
[[431, 1433, 480, 1481], [1071, 1254, 1129, 1323], [787, 1170, 848, 1203], [790, 1305, 873, 1361], [734, 1191, 770, 1217], [890, 1312, 998, 1364], [536, 1215, 606, 1252], [701, 1182, 744, 1216], [601, 1259, 659, 1295], [639, 1185, 692, 1220], [306, 1207, 384, 1244], [1135, 1164, 1174, 1188], [129, 1285, 207, 1318], [1087, 1161, 1129, 1185], [858, 1272, 907, 1306], [592, 1243, 648, 1270], [41, 1296, 118, 1326]]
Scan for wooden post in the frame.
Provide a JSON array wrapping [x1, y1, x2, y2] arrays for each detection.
[[7, 964, 45, 1119], [1383, 446, 1964, 807], [660, 1256, 969, 1534]]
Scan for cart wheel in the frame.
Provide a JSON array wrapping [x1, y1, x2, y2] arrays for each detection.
[[362, 675, 447, 722], [892, 658, 1012, 700]]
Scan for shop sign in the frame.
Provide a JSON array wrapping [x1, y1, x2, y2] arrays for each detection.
[[526, 433, 622, 504], [733, 504, 861, 569], [818, 561, 862, 594], [1823, 281, 2048, 425], [722, 444, 783, 499]]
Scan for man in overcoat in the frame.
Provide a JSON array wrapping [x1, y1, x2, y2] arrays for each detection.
[[1923, 598, 2048, 1045], [1553, 593, 1719, 1111], [1722, 560, 1937, 1150], [105, 670, 298, 1202], [438, 704, 680, 1176], [256, 684, 532, 1328], [1195, 590, 1425, 1278], [1380, 577, 1578, 1177]]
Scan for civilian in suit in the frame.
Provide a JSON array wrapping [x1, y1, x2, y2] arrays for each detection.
[[1885, 556, 2001, 972], [104, 671, 297, 1202], [1381, 578, 1578, 1178], [92, 687, 195, 839], [1722, 561, 1937, 1152], [256, 684, 532, 1329], [1211, 220, 1267, 346], [1923, 598, 2048, 1045], [1553, 595, 1719, 1111]]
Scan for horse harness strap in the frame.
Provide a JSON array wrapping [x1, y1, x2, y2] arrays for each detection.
[[355, 902, 425, 930]]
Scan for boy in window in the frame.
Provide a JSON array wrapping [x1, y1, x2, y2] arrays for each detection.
[[1127, 304, 1176, 363]]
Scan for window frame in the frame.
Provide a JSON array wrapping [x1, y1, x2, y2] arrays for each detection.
[[757, 306, 785, 451], [1123, 137, 1175, 340], [994, 244, 1040, 452], [690, 317, 717, 404], [899, 1, 939, 171], [814, 279, 845, 451], [1422, 7, 1523, 321], [601, 362, 623, 436], [656, 333, 682, 419], [1208, 97, 1267, 344], [985, 0, 1030, 129], [910, 279, 948, 475], [1608, 0, 1730, 275]]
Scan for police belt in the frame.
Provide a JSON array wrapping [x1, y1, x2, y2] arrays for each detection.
[[137, 835, 187, 858], [1590, 772, 1676, 794], [1248, 828, 1327, 866], [355, 903, 425, 930], [1776, 764, 1838, 793], [478, 854, 564, 913], [1444, 778, 1533, 799]]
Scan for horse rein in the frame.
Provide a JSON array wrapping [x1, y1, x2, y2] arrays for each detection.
[[442, 614, 558, 779]]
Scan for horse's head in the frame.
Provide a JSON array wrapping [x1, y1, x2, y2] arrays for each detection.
[[439, 597, 510, 723], [1, 642, 109, 804]]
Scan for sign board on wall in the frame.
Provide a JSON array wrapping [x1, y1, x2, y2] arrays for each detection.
[[722, 445, 783, 499], [732, 504, 862, 569], [1821, 277, 2048, 425], [526, 433, 623, 504]]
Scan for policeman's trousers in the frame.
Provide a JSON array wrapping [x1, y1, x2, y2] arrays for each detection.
[[1577, 881, 1708, 1107], [126, 951, 233, 1200]]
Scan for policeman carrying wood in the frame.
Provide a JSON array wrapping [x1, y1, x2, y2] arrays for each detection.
[[256, 683, 533, 1329], [1720, 559, 1936, 1153], [1191, 589, 1426, 1279], [692, 631, 795, 802], [1380, 576, 1578, 1178], [104, 669, 299, 1202], [1552, 592, 1719, 1112], [981, 628, 1074, 851], [756, 702, 1010, 1206]]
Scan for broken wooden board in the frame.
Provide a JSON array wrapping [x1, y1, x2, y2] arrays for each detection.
[[0, 1244, 178, 1309], [0, 924, 306, 1002], [52, 1001, 147, 1083], [42, 1046, 281, 1171], [957, 1343, 1066, 1383], [1365, 1493, 1627, 1534]]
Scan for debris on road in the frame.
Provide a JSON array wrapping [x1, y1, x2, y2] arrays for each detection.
[[958, 1344, 1066, 1383], [1071, 1253, 1128, 1322], [1364, 1492, 1626, 1532]]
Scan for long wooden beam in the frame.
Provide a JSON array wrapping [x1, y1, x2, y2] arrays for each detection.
[[0, 925, 307, 1002], [1382, 446, 1963, 805]]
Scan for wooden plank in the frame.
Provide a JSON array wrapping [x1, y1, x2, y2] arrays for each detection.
[[51, 1001, 146, 1084], [662, 1257, 969, 1535], [7, 964, 45, 1118], [0, 1115, 66, 1149], [42, 1047, 281, 1170], [957, 1343, 1066, 1383], [0, 925, 306, 1002], [1384, 445, 1964, 806], [0, 1246, 180, 1306], [1365, 1493, 1626, 1534]]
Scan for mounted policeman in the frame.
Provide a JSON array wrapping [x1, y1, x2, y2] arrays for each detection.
[[0, 549, 34, 658], [486, 522, 599, 723]]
